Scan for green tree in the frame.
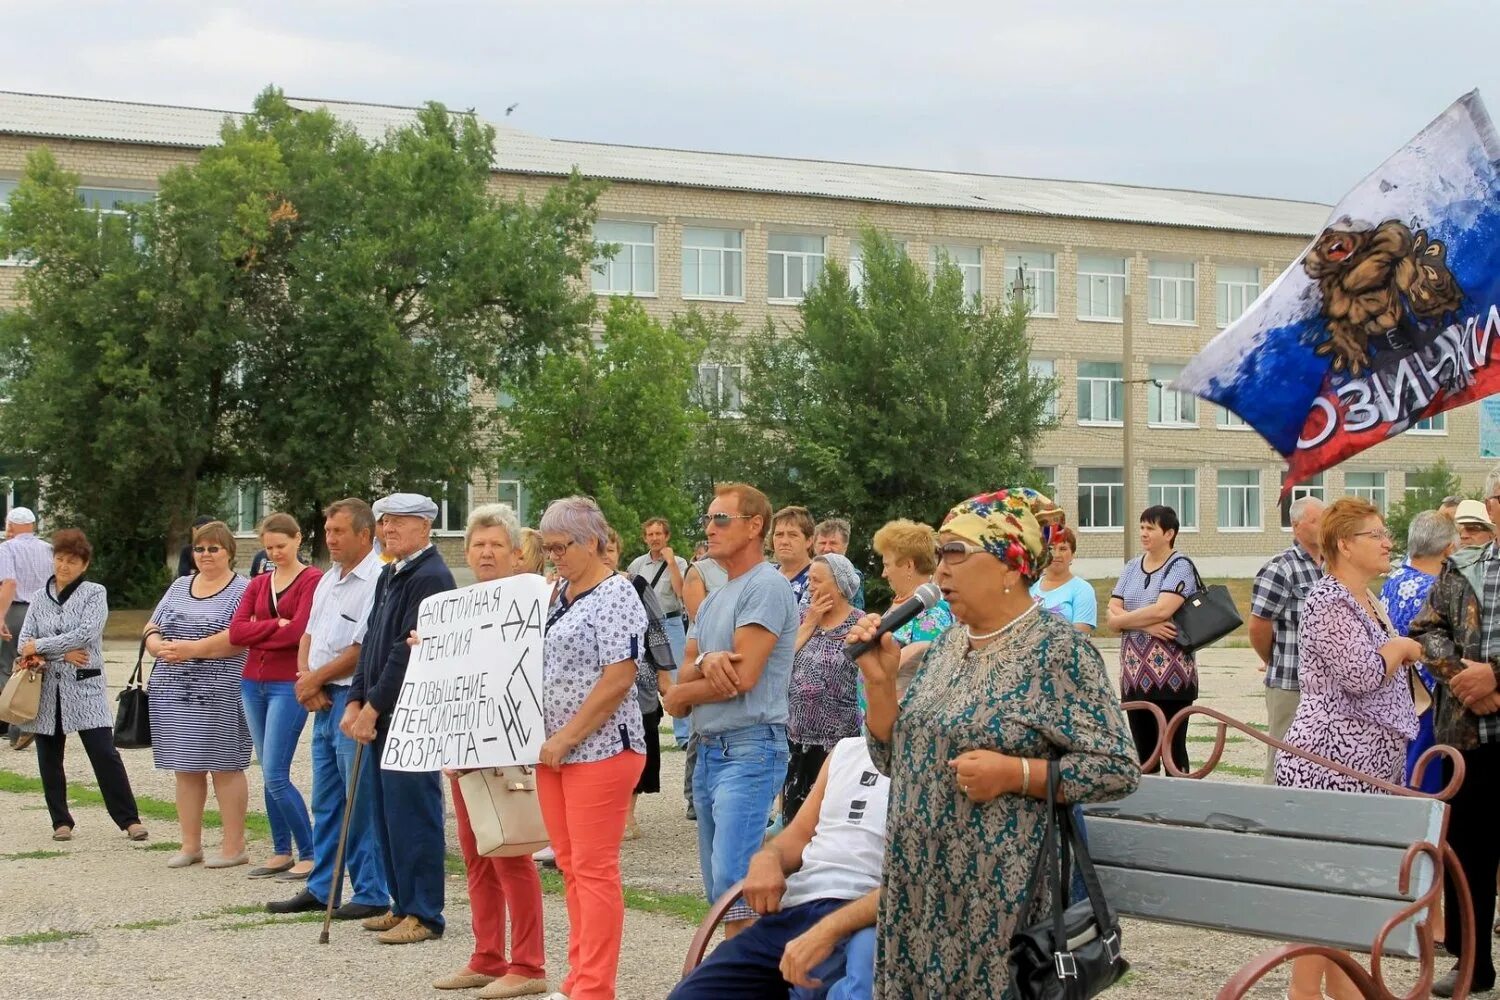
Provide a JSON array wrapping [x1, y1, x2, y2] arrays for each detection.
[[733, 228, 1053, 598], [498, 297, 706, 555], [1384, 458, 1469, 554]]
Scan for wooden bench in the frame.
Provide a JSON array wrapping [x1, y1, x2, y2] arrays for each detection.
[[681, 705, 1475, 999]]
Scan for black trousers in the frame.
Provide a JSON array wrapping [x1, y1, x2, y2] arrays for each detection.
[[781, 740, 830, 826], [34, 695, 141, 831], [635, 705, 663, 795], [1445, 743, 1500, 984], [1126, 696, 1194, 775]]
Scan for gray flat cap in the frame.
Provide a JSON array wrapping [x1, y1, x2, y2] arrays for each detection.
[[372, 492, 440, 521]]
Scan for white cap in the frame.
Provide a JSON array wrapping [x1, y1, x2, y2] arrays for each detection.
[[372, 493, 440, 521], [6, 507, 36, 526]]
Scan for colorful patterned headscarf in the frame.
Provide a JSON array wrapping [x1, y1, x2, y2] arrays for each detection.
[[939, 488, 1066, 583]]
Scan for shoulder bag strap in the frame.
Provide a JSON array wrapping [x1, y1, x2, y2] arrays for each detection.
[[1061, 774, 1118, 933], [1048, 762, 1070, 950], [1164, 552, 1203, 596], [1017, 765, 1060, 928], [648, 560, 670, 590], [128, 635, 149, 688]]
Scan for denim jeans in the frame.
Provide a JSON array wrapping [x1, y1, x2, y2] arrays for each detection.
[[662, 614, 689, 748], [240, 679, 313, 858], [692, 724, 788, 923], [305, 685, 388, 907]]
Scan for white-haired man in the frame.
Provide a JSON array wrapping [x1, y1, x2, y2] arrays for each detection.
[[0, 507, 51, 749]]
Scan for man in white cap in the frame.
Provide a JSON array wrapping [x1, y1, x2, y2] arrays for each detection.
[[342, 492, 455, 945], [0, 507, 52, 749]]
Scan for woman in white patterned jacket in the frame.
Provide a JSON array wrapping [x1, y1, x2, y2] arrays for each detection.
[[15, 528, 147, 842]]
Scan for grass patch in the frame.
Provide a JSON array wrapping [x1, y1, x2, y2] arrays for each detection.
[[0, 767, 269, 837], [115, 917, 181, 931], [142, 841, 182, 852], [103, 608, 153, 641], [195, 904, 265, 920], [0, 849, 68, 861], [214, 912, 325, 932], [1213, 763, 1263, 779], [0, 929, 88, 947], [1185, 734, 1247, 745]]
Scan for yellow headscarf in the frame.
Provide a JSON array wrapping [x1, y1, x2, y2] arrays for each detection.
[[939, 488, 1066, 582]]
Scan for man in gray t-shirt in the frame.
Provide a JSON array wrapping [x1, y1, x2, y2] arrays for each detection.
[[664, 483, 799, 935]]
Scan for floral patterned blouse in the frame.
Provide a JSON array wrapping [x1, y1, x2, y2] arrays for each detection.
[[788, 608, 864, 748], [544, 574, 648, 765], [893, 598, 955, 646], [1381, 563, 1438, 693]]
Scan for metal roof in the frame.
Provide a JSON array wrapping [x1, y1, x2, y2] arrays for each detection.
[[0, 90, 1331, 237]]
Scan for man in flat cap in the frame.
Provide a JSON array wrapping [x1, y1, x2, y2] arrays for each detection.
[[343, 493, 456, 944], [0, 507, 51, 749]]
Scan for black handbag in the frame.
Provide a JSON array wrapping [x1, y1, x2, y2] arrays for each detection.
[[1170, 557, 1243, 654], [1008, 761, 1129, 1000], [113, 636, 151, 749]]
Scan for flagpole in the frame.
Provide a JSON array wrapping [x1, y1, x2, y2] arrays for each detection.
[[1122, 292, 1134, 567]]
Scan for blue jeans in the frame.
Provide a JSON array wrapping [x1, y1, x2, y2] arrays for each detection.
[[693, 724, 789, 923], [305, 686, 388, 907], [662, 614, 690, 747], [668, 898, 873, 1000], [372, 726, 446, 933], [240, 679, 313, 858]]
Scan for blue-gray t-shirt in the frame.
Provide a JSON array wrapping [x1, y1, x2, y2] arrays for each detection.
[[689, 561, 799, 736]]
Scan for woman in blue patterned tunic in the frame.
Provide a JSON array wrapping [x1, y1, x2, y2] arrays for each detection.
[[852, 489, 1139, 1000]]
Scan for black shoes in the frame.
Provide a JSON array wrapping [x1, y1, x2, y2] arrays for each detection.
[[1432, 964, 1495, 997], [334, 902, 387, 921], [266, 890, 325, 914]]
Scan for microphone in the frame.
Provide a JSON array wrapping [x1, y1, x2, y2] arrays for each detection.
[[848, 582, 943, 659]]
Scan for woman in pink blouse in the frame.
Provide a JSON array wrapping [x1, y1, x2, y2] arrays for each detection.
[[1275, 497, 1421, 1000]]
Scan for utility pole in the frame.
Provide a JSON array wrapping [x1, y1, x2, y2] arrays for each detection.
[[1121, 292, 1134, 566]]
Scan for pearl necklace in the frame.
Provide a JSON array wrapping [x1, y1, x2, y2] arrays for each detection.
[[965, 601, 1038, 644]]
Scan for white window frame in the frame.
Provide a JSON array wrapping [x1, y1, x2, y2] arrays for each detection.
[[1411, 413, 1448, 435], [1216, 264, 1261, 328], [930, 244, 983, 299], [1217, 469, 1263, 532], [1147, 259, 1197, 325], [1076, 254, 1127, 322], [1345, 472, 1389, 514], [1148, 469, 1199, 531], [591, 220, 658, 297], [1147, 363, 1196, 428], [1077, 361, 1124, 427], [768, 233, 826, 304], [1029, 358, 1057, 423], [697, 362, 745, 417], [1217, 407, 1251, 430], [1035, 465, 1057, 497], [1005, 250, 1057, 317], [681, 226, 745, 302], [494, 479, 524, 519], [1077, 468, 1125, 532], [0, 179, 23, 266], [432, 483, 474, 536], [228, 482, 267, 537], [848, 239, 906, 292], [1280, 472, 1326, 530]]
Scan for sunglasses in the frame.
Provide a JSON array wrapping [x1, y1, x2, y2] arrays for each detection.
[[698, 513, 756, 529], [936, 540, 987, 565], [192, 545, 225, 555]]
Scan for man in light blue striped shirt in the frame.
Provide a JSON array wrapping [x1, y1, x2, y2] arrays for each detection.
[[0, 507, 52, 748]]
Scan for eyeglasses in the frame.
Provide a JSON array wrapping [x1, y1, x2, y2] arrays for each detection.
[[541, 539, 577, 559], [936, 540, 988, 565], [192, 545, 225, 555], [1351, 530, 1394, 543], [699, 513, 756, 529]]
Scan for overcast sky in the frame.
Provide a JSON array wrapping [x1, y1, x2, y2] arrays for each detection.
[[4, 1, 1498, 205]]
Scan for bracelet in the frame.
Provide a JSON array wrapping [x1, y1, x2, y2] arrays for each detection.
[[1019, 757, 1031, 796]]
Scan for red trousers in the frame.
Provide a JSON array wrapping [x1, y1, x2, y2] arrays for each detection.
[[449, 775, 547, 979], [536, 751, 645, 1000]]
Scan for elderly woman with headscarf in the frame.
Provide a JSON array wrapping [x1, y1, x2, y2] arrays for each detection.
[[849, 489, 1140, 999], [782, 553, 865, 825]]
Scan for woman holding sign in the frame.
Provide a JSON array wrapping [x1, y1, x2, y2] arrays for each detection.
[[537, 496, 648, 1000], [431, 503, 550, 999]]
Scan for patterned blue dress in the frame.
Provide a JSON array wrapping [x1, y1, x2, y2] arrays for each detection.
[[1381, 563, 1441, 793], [867, 609, 1139, 998]]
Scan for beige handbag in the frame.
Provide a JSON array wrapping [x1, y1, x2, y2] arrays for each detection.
[[457, 766, 550, 858], [0, 665, 41, 725]]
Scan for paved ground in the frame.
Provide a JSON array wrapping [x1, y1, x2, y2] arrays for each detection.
[[0, 640, 1432, 999]]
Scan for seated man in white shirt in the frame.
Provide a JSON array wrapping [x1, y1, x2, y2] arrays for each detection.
[[668, 735, 889, 1000]]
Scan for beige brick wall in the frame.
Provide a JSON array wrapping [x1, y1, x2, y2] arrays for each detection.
[[1, 135, 1487, 575]]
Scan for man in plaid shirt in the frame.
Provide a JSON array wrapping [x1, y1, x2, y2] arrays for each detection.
[[1248, 496, 1325, 783], [1410, 465, 1500, 996]]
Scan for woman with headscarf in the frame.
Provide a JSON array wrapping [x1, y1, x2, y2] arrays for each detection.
[[850, 489, 1139, 999], [782, 553, 864, 825]]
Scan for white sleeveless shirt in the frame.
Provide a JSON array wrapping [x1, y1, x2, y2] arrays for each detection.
[[781, 736, 889, 909]]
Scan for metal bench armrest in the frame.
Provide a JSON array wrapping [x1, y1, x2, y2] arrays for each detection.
[[681, 880, 746, 979]]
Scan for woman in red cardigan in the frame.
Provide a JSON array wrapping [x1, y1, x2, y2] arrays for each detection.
[[230, 513, 322, 879]]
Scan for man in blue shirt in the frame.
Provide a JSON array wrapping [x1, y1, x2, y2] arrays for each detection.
[[665, 482, 799, 938]]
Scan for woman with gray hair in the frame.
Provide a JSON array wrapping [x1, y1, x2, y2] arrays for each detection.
[[782, 552, 865, 824], [1382, 508, 1459, 794], [536, 496, 647, 1000]]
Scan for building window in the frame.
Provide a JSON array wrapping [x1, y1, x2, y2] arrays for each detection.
[[1279, 471, 1326, 528], [681, 227, 744, 300], [1029, 358, 1057, 422], [1148, 469, 1198, 529], [1412, 413, 1447, 434], [1218, 469, 1262, 530], [1345, 471, 1388, 513], [1035, 466, 1057, 497], [931, 244, 983, 298], [696, 363, 744, 415], [1077, 468, 1125, 530], [1077, 361, 1124, 425], [222, 482, 266, 535], [1147, 363, 1196, 426], [1077, 254, 1126, 321], [432, 481, 472, 535], [768, 233, 825, 302], [1148, 260, 1197, 324], [591, 220, 656, 296], [0, 179, 17, 264], [77, 186, 155, 217], [848, 239, 905, 291], [1005, 251, 1057, 316], [1216, 264, 1261, 327], [1217, 407, 1249, 429], [0, 461, 38, 519]]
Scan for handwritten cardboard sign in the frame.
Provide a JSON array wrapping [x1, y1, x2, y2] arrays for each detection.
[[381, 573, 549, 772]]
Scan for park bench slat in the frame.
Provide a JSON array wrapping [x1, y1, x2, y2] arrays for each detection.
[[1096, 866, 1423, 959], [1081, 775, 1444, 848], [1086, 817, 1435, 902]]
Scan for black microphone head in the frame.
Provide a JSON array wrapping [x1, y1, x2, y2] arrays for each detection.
[[914, 582, 943, 609]]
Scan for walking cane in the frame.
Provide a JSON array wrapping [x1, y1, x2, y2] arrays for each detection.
[[319, 739, 366, 945]]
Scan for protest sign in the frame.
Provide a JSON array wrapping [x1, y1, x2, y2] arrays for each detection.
[[381, 573, 549, 772], [1177, 91, 1500, 489]]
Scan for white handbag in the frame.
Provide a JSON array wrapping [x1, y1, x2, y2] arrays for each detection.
[[457, 765, 551, 858]]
